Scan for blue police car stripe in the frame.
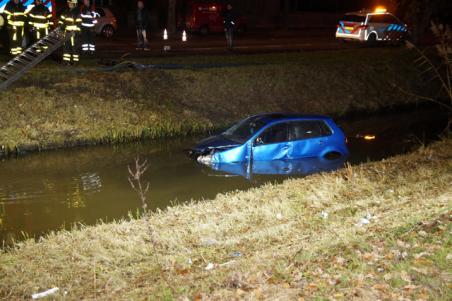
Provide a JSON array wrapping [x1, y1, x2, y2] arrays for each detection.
[[338, 21, 345, 33]]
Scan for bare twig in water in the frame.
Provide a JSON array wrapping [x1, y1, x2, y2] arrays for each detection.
[[127, 156, 158, 248], [128, 157, 150, 213]]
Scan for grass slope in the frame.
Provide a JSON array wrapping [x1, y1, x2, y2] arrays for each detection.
[[0, 48, 433, 156], [0, 138, 450, 300]]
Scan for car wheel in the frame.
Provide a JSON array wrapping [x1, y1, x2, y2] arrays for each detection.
[[324, 152, 342, 160], [102, 25, 115, 39], [367, 33, 377, 46], [199, 26, 209, 36]]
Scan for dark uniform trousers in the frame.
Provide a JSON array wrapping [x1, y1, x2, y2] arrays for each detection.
[[4, 2, 26, 55], [29, 4, 53, 52], [59, 10, 82, 63], [80, 8, 97, 52]]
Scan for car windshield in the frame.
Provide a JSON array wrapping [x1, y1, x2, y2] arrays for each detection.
[[342, 15, 366, 23], [222, 116, 268, 143]]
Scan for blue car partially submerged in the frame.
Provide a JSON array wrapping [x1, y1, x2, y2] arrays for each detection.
[[190, 113, 349, 165]]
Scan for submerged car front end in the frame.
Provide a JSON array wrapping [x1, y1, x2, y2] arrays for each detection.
[[188, 135, 247, 165]]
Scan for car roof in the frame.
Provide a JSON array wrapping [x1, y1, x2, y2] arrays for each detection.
[[344, 10, 393, 17], [344, 11, 369, 17], [251, 113, 331, 124]]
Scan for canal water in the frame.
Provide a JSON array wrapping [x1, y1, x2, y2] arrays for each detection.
[[0, 107, 447, 245]]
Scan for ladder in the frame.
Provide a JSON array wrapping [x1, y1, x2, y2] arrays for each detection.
[[0, 27, 70, 92]]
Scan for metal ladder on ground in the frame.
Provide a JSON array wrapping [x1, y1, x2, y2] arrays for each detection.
[[0, 27, 69, 92]]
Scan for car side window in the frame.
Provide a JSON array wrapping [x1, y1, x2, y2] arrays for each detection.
[[368, 14, 385, 23], [256, 123, 288, 145], [288, 121, 332, 141], [385, 14, 399, 23]]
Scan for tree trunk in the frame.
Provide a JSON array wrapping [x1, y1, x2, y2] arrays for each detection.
[[167, 0, 176, 34]]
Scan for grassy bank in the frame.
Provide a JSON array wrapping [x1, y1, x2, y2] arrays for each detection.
[[0, 48, 436, 156], [0, 138, 450, 300]]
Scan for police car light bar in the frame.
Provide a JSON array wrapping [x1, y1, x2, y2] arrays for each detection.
[[374, 6, 387, 13]]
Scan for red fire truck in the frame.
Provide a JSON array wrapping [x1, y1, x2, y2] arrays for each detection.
[[182, 1, 246, 35]]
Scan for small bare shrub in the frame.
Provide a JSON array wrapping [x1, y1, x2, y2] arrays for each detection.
[[128, 157, 150, 213], [127, 156, 158, 248]]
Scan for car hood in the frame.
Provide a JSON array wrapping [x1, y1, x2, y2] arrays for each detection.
[[193, 135, 242, 152]]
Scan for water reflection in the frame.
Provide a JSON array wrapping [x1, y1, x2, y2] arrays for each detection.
[[209, 156, 346, 179], [0, 138, 256, 244]]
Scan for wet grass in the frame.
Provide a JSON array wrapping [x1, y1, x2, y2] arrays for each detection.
[[0, 138, 450, 300], [0, 48, 437, 156]]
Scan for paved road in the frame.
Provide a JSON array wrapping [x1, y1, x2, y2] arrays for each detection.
[[95, 28, 365, 58]]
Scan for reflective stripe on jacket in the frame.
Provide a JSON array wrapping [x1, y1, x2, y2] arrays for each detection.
[[80, 7, 98, 28], [28, 4, 52, 28], [59, 8, 82, 32], [4, 1, 26, 27]]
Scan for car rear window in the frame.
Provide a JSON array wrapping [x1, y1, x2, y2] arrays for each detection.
[[341, 15, 365, 23], [288, 121, 332, 141]]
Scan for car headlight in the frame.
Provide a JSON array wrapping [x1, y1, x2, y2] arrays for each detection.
[[197, 153, 213, 165]]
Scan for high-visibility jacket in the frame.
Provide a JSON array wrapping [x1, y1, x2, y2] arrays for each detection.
[[28, 4, 52, 29], [4, 1, 26, 27], [80, 6, 98, 28], [58, 8, 82, 32]]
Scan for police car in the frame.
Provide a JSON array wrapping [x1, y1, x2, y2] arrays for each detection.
[[335, 7, 408, 45]]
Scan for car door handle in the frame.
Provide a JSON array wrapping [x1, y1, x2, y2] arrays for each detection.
[[282, 145, 290, 149], [318, 140, 326, 145]]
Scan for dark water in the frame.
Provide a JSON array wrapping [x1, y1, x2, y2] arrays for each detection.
[[0, 107, 447, 245]]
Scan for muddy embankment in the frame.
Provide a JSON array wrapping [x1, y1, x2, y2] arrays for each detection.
[[0, 48, 439, 157]]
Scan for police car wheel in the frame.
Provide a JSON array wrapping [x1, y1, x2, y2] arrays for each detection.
[[367, 33, 377, 47]]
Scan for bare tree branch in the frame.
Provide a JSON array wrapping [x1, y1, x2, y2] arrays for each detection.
[[127, 156, 151, 213]]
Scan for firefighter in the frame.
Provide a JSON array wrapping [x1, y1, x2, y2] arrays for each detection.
[[59, 0, 81, 64], [28, 0, 52, 52], [80, 0, 97, 54], [4, 0, 27, 55]]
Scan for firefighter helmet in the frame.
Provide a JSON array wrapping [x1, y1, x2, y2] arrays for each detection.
[[67, 0, 78, 4]]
